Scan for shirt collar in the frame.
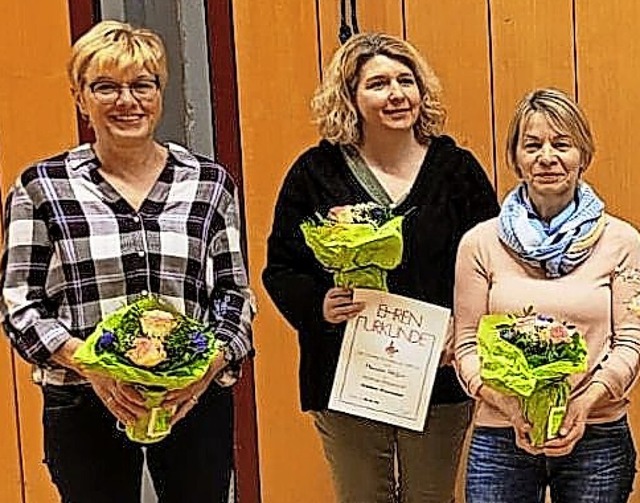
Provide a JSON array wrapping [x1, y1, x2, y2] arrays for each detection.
[[165, 142, 200, 169], [64, 141, 201, 173]]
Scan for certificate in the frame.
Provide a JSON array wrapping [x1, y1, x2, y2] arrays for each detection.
[[328, 288, 450, 431]]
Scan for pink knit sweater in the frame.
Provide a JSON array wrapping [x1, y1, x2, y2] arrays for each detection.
[[454, 215, 640, 427]]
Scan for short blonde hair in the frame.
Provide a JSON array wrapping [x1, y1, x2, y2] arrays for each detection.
[[68, 20, 168, 92], [311, 33, 445, 146], [506, 88, 595, 175]]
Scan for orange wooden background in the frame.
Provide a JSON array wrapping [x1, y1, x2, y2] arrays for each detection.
[[0, 1, 78, 502], [2, 1, 640, 502]]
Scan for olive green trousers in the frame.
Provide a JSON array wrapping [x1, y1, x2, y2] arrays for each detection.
[[311, 401, 472, 503]]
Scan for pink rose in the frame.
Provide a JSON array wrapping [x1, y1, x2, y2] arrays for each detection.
[[549, 323, 571, 344]]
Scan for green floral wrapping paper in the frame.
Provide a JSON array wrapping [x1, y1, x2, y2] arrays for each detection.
[[74, 296, 219, 444], [477, 312, 588, 446], [300, 203, 404, 291]]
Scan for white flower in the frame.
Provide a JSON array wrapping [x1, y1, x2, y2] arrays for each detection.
[[140, 310, 178, 340]]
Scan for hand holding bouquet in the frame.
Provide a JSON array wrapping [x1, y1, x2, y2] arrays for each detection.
[[74, 296, 220, 443], [478, 307, 588, 446], [300, 202, 404, 290]]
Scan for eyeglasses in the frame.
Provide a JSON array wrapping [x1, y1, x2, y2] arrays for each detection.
[[88, 77, 160, 104]]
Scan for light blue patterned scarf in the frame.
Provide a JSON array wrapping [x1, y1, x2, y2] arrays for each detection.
[[498, 182, 606, 278]]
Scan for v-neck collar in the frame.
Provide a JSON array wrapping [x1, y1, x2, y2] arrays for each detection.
[[66, 142, 196, 215], [91, 160, 172, 214], [339, 142, 432, 210]]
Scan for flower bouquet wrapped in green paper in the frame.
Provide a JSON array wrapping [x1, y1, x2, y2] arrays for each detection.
[[73, 296, 219, 444], [300, 202, 404, 291], [478, 307, 588, 446]]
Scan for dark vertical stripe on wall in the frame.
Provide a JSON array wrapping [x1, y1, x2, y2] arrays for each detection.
[[401, 0, 407, 40], [68, 0, 97, 39], [10, 351, 25, 503], [204, 2, 262, 503], [206, 0, 243, 187], [571, 0, 579, 102], [1, 168, 25, 503], [486, 0, 499, 189], [68, 0, 98, 144], [314, 0, 324, 80]]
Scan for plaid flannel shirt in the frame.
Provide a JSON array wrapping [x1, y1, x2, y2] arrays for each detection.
[[0, 142, 255, 386]]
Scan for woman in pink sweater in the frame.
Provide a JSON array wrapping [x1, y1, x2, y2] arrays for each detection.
[[454, 88, 640, 502]]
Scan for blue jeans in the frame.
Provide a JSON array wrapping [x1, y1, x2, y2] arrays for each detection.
[[466, 417, 637, 503]]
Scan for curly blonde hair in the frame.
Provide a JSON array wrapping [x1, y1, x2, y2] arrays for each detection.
[[311, 33, 445, 146], [68, 20, 168, 93]]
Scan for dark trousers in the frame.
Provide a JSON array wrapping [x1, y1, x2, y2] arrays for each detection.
[[42, 383, 234, 503]]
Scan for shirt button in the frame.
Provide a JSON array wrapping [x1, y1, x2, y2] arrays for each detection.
[[141, 289, 149, 296], [137, 251, 145, 257], [132, 216, 140, 223]]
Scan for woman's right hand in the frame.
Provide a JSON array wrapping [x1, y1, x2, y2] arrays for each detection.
[[85, 372, 148, 425], [323, 287, 365, 324], [52, 338, 147, 425], [478, 385, 541, 455]]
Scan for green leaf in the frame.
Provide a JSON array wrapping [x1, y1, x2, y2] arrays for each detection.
[[478, 314, 588, 446], [300, 215, 404, 291]]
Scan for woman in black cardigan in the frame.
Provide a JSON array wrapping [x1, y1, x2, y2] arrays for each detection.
[[263, 32, 499, 503]]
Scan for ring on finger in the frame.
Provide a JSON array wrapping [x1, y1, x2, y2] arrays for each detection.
[[190, 395, 198, 405]]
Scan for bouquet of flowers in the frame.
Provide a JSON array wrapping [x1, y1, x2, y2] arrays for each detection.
[[477, 307, 588, 446], [300, 202, 404, 290], [73, 296, 219, 444]]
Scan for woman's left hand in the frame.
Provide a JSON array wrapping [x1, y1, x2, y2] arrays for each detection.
[[543, 382, 608, 457], [162, 353, 226, 426]]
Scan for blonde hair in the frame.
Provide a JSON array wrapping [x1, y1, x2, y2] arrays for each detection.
[[68, 20, 168, 92], [311, 33, 445, 146], [506, 88, 595, 175]]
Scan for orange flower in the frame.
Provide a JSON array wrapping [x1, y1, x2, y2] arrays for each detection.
[[126, 337, 167, 367]]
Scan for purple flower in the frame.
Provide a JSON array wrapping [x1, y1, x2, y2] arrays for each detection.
[[189, 331, 208, 355], [369, 207, 387, 225], [97, 330, 116, 352]]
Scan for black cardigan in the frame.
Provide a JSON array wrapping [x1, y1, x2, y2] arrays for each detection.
[[262, 136, 500, 411]]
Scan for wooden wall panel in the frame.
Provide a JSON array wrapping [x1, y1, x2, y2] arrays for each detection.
[[318, 0, 403, 75], [406, 0, 494, 183], [575, 2, 640, 229], [0, 90, 20, 503], [490, 0, 575, 197], [357, 0, 403, 36], [232, 1, 335, 501], [0, 0, 77, 502], [405, 4, 493, 499], [576, 4, 640, 501]]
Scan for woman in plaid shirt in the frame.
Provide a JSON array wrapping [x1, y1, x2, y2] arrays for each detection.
[[0, 20, 254, 503]]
